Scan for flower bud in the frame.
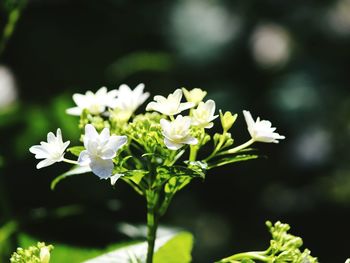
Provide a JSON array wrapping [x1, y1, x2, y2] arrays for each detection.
[[39, 246, 51, 263], [182, 88, 207, 105], [220, 110, 237, 132]]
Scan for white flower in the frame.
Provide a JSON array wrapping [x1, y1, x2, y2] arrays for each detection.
[[66, 87, 118, 116], [191, 100, 218, 129], [78, 124, 127, 179], [110, 83, 150, 113], [29, 129, 70, 169], [243, 110, 285, 143], [160, 115, 198, 150], [146, 89, 195, 116], [182, 88, 207, 105]]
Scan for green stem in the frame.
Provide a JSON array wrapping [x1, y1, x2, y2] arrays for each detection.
[[224, 138, 255, 155], [218, 251, 268, 262], [189, 145, 198, 161], [146, 200, 158, 263], [63, 158, 78, 165], [205, 132, 227, 161]]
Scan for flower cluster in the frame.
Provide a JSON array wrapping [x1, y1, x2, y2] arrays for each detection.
[[217, 221, 318, 263], [29, 83, 286, 263], [10, 242, 53, 263], [30, 84, 285, 186]]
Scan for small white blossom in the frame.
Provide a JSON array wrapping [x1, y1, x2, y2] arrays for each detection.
[[66, 87, 118, 116], [191, 100, 218, 129], [29, 129, 70, 169], [243, 110, 285, 143], [78, 124, 127, 179], [110, 83, 149, 113], [182, 88, 207, 105], [160, 115, 198, 150], [146, 89, 194, 116]]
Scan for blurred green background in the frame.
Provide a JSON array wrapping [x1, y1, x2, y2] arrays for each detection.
[[1, 0, 350, 262]]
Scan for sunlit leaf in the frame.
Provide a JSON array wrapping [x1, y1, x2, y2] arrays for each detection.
[[154, 232, 193, 263], [123, 170, 149, 184]]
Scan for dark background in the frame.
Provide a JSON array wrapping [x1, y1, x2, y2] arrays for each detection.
[[1, 0, 350, 262]]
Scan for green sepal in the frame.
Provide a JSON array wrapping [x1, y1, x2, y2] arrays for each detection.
[[67, 146, 85, 157], [51, 165, 91, 190]]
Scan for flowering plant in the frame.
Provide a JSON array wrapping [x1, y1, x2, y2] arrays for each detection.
[[30, 84, 287, 262]]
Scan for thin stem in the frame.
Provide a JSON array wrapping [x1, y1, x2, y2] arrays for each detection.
[[205, 131, 227, 161], [225, 138, 255, 155], [146, 198, 159, 263], [189, 145, 198, 161], [63, 158, 78, 165]]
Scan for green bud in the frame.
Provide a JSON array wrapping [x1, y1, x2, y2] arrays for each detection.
[[220, 110, 237, 132], [182, 87, 207, 105]]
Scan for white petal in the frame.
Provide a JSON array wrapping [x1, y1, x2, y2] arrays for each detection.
[[172, 89, 183, 103], [243, 110, 255, 128], [62, 141, 70, 151], [153, 95, 166, 103], [37, 159, 56, 169], [78, 150, 91, 166], [118, 84, 132, 94], [100, 149, 116, 160], [164, 138, 183, 150], [29, 145, 49, 158], [145, 101, 157, 111], [85, 124, 99, 141], [90, 157, 114, 179], [47, 132, 56, 144], [66, 107, 82, 116], [160, 119, 171, 134], [183, 136, 198, 145], [106, 135, 127, 152], [72, 94, 88, 107], [99, 128, 110, 143], [133, 83, 145, 95], [205, 100, 216, 116], [110, 173, 124, 185], [86, 140, 99, 155], [96, 86, 108, 96], [178, 102, 195, 112]]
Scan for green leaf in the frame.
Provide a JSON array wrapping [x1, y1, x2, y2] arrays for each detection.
[[67, 146, 85, 157], [51, 165, 91, 190], [157, 165, 205, 180], [123, 170, 149, 184], [164, 176, 191, 194], [154, 232, 193, 263], [208, 154, 259, 169]]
